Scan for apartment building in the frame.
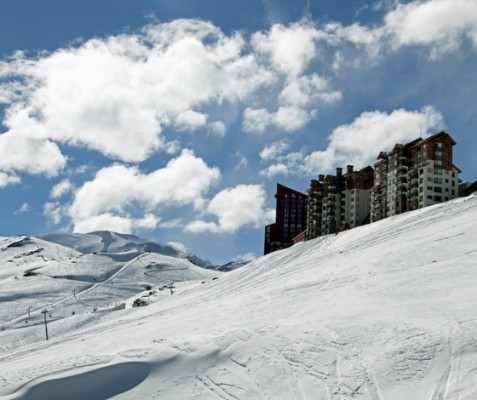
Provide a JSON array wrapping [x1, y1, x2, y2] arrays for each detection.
[[264, 184, 308, 255], [264, 131, 461, 253], [370, 131, 460, 222], [307, 165, 374, 240]]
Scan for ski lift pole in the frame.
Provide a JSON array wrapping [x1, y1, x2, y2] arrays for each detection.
[[41, 310, 49, 341]]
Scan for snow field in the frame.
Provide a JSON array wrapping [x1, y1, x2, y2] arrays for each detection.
[[1, 195, 477, 399]]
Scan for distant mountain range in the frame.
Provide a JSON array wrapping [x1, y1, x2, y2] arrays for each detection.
[[39, 230, 216, 268]]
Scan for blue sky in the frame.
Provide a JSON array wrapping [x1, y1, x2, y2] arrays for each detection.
[[1, 0, 476, 264]]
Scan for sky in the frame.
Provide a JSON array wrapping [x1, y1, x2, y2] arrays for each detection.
[[1, 0, 476, 264]]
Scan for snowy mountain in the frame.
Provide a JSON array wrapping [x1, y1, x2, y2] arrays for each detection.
[[1, 194, 477, 399], [39, 230, 214, 267]]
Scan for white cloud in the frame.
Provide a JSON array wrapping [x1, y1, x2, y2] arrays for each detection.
[[303, 106, 444, 174], [242, 108, 273, 133], [207, 121, 226, 137], [185, 184, 275, 234], [135, 213, 160, 230], [0, 129, 66, 176], [243, 105, 315, 133], [158, 219, 183, 229], [279, 74, 342, 106], [260, 140, 290, 161], [44, 202, 66, 225], [0, 19, 349, 175], [0, 172, 20, 188], [384, 0, 477, 56], [259, 163, 290, 178], [15, 202, 30, 214], [50, 179, 74, 199], [69, 149, 220, 231], [252, 22, 322, 76], [73, 213, 134, 234], [274, 106, 312, 132], [173, 110, 207, 131], [323, 0, 477, 60], [168, 241, 187, 253]]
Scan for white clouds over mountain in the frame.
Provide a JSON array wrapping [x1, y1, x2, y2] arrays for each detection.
[[1, 0, 476, 243], [69, 150, 220, 233]]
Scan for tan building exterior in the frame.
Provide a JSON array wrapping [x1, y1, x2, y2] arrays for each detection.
[[370, 131, 460, 222], [307, 165, 374, 239]]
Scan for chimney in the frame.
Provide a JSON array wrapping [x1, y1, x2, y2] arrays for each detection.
[[318, 174, 324, 181], [336, 167, 343, 177], [347, 165, 354, 174]]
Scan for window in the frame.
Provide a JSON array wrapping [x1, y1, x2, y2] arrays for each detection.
[[427, 168, 433, 173], [420, 178, 424, 183], [435, 160, 442, 166], [434, 195, 442, 202], [436, 151, 442, 157], [434, 187, 442, 193], [445, 179, 449, 183], [437, 142, 443, 148], [420, 187, 423, 193], [452, 189, 455, 196], [445, 188, 449, 192], [434, 177, 442, 184], [427, 186, 433, 191], [427, 195, 432, 200], [427, 177, 433, 182]]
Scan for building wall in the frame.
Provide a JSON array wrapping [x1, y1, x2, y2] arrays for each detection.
[[265, 131, 461, 252], [371, 131, 459, 222], [264, 184, 307, 255]]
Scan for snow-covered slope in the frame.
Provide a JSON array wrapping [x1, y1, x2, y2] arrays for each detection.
[[40, 230, 214, 267], [1, 195, 477, 399]]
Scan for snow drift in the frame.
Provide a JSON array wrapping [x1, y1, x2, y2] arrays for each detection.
[[1, 195, 477, 399]]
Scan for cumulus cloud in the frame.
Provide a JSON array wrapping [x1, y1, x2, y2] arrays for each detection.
[[260, 140, 290, 161], [50, 179, 74, 199], [44, 202, 67, 225], [186, 184, 275, 233], [259, 163, 291, 178], [384, 0, 477, 56], [69, 149, 220, 231], [252, 22, 323, 76], [0, 129, 66, 176], [173, 110, 207, 131], [303, 106, 444, 173], [323, 0, 477, 60], [73, 213, 135, 234], [1, 19, 339, 175], [0, 172, 20, 188]]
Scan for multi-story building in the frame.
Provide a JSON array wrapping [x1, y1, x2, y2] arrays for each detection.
[[343, 165, 374, 229], [371, 131, 460, 222], [307, 165, 374, 240], [264, 131, 461, 253], [264, 184, 307, 254]]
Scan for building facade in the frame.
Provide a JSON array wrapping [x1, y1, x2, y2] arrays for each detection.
[[264, 131, 461, 254], [370, 131, 460, 222], [264, 184, 308, 255], [307, 165, 374, 240]]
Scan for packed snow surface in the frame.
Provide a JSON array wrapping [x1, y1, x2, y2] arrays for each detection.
[[1, 195, 477, 399]]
